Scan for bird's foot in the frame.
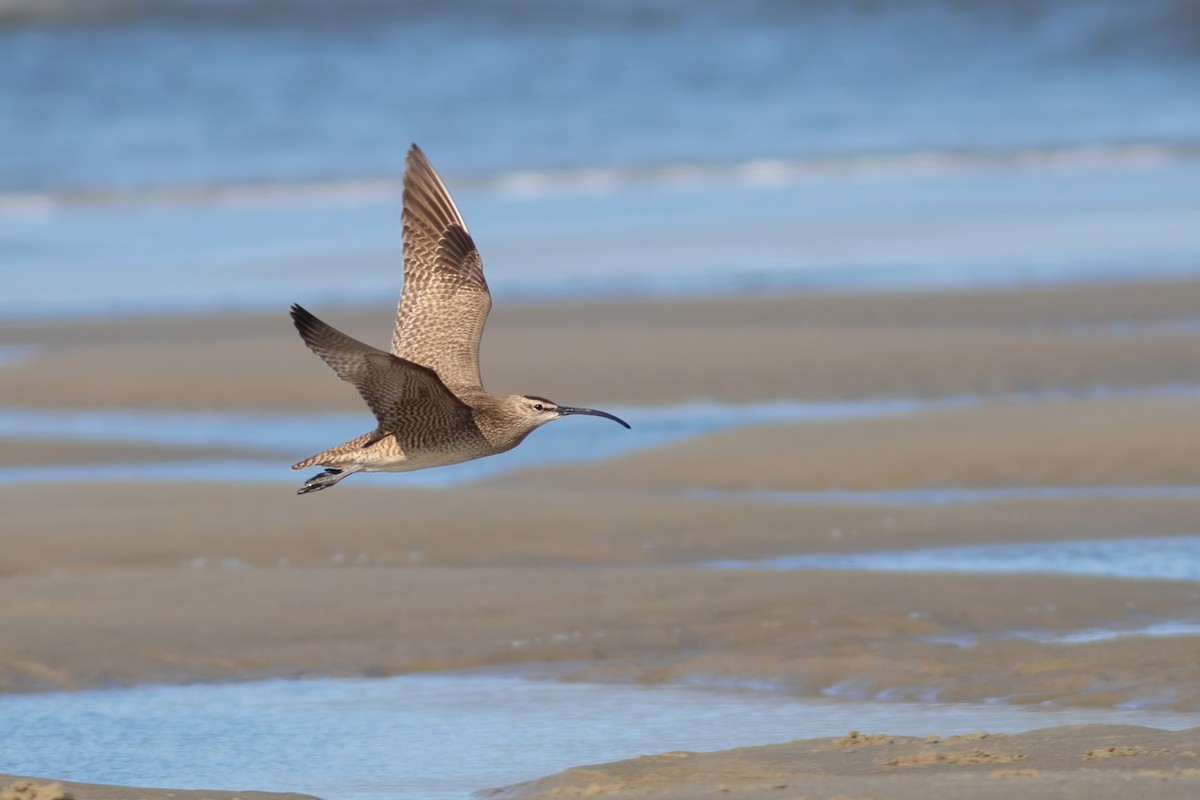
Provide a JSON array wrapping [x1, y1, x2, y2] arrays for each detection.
[[298, 468, 347, 495]]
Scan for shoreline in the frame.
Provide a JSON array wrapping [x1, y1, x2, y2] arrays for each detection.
[[4, 277, 1200, 798], [8, 720, 1200, 800]]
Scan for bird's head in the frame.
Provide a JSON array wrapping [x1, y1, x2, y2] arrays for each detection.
[[504, 394, 631, 433]]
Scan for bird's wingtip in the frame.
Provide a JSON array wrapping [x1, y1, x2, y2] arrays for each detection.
[[290, 304, 321, 336]]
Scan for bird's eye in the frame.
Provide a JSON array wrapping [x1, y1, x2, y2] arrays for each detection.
[[533, 403, 545, 411]]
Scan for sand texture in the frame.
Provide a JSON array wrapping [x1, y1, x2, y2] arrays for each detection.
[[0, 776, 318, 800], [491, 725, 1200, 799], [4, 278, 1200, 797]]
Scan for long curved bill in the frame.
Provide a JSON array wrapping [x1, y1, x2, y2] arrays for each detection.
[[557, 405, 631, 429]]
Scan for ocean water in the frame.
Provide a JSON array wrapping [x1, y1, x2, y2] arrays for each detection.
[[3, 0, 1200, 190], [3, 0, 1200, 317]]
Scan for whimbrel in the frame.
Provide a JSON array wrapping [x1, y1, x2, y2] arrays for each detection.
[[290, 145, 630, 494]]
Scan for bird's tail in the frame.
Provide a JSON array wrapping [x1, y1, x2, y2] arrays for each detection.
[[291, 430, 380, 472]]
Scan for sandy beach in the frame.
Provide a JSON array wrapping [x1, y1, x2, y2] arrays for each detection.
[[3, 278, 1200, 798]]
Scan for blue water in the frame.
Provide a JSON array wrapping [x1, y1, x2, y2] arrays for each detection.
[[709, 535, 1200, 652], [4, 385, 1200, 487], [5, 160, 1200, 318], [711, 535, 1200, 582], [3, 673, 1197, 800], [5, 384, 1200, 487], [3, 0, 1199, 191], [0, 396, 976, 487], [925, 620, 1200, 648], [3, 0, 1200, 317], [696, 486, 1200, 506]]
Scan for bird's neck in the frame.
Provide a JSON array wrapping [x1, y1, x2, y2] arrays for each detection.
[[471, 397, 535, 452]]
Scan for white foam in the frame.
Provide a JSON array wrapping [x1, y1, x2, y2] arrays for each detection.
[[5, 143, 1199, 214], [5, 154, 1200, 320]]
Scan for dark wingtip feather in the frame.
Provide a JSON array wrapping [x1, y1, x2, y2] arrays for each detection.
[[290, 303, 323, 345]]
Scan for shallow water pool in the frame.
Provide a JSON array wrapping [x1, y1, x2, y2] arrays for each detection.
[[5, 384, 1200, 488], [4, 673, 1198, 800], [0, 396, 975, 487], [709, 534, 1200, 582], [698, 486, 1200, 506]]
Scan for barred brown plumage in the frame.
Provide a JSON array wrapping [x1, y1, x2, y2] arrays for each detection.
[[290, 145, 629, 494]]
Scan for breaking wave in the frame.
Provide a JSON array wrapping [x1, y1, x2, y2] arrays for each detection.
[[3, 141, 1198, 215]]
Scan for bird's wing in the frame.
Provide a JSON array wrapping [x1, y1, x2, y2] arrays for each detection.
[[292, 304, 471, 431], [390, 144, 492, 396]]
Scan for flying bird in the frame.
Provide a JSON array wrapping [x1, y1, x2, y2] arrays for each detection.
[[290, 145, 630, 494]]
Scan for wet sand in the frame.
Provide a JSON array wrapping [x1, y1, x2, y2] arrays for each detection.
[[496, 726, 1200, 800], [3, 277, 1200, 798], [0, 777, 318, 800]]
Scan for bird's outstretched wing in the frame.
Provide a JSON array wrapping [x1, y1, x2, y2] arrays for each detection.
[[391, 144, 491, 396], [292, 304, 471, 431]]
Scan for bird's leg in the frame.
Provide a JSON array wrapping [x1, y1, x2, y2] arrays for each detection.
[[297, 466, 361, 495]]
